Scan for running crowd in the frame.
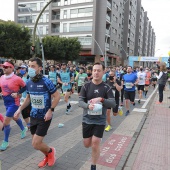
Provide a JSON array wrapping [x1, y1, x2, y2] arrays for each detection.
[[0, 58, 169, 170]]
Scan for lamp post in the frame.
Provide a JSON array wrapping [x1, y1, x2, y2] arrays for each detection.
[[155, 49, 160, 56], [86, 35, 105, 65], [18, 4, 47, 75]]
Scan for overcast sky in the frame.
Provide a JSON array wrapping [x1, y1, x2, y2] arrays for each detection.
[[0, 0, 169, 57]]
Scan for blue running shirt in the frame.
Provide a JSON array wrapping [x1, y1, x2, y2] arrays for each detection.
[[26, 77, 57, 118], [123, 73, 137, 91]]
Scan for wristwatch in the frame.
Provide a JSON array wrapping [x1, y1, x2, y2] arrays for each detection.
[[50, 108, 55, 112]]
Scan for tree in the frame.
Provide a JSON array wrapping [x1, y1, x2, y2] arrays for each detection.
[[42, 36, 81, 61], [0, 21, 31, 61]]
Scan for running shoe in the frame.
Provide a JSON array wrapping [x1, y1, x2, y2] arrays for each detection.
[[105, 125, 112, 132], [48, 147, 56, 167], [118, 107, 123, 116], [20, 127, 27, 139], [0, 140, 9, 151], [125, 110, 130, 116], [156, 101, 162, 104], [66, 104, 72, 115], [38, 156, 48, 168]]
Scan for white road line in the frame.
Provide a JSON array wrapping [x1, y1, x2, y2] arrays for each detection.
[[135, 99, 147, 101], [133, 108, 147, 112], [141, 86, 158, 108]]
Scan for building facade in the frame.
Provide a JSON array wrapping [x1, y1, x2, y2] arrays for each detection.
[[134, 0, 144, 56], [14, 0, 156, 66]]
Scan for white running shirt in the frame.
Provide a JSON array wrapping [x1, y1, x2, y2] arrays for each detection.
[[137, 72, 146, 85]]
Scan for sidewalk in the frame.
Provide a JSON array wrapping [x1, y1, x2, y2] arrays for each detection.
[[124, 87, 170, 170]]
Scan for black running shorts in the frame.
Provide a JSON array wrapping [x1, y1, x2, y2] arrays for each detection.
[[82, 122, 105, 138], [30, 117, 52, 137], [124, 91, 135, 102], [138, 85, 144, 91]]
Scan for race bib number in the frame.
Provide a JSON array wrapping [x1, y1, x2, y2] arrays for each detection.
[[125, 82, 133, 89], [30, 95, 45, 109], [87, 101, 102, 115], [88, 109, 102, 115]]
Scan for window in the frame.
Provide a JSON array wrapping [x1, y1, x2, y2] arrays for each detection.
[[29, 3, 37, 11], [63, 23, 67, 32], [46, 26, 48, 34], [64, 10, 67, 18], [46, 14, 49, 22], [69, 22, 92, 32], [40, 16, 43, 23], [39, 27, 43, 35], [71, 9, 77, 14], [40, 2, 44, 10]]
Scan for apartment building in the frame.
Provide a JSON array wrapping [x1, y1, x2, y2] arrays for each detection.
[[50, 0, 126, 65], [151, 31, 156, 56], [142, 11, 149, 56], [134, 0, 144, 56], [15, 0, 49, 36], [122, 0, 137, 65], [14, 0, 156, 66], [14, 0, 126, 65]]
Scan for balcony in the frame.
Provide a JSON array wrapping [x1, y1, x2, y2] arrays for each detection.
[[78, 37, 92, 46], [107, 1, 111, 10], [106, 29, 110, 35], [69, 26, 92, 32], [105, 43, 110, 50], [52, 2, 61, 7], [106, 15, 111, 22], [51, 27, 60, 33], [52, 14, 60, 20]]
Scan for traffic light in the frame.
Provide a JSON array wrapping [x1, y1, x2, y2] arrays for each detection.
[[30, 45, 35, 55]]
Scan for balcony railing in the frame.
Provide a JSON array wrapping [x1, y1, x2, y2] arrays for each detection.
[[69, 26, 92, 32], [106, 15, 111, 22], [105, 43, 110, 49], [51, 27, 60, 33], [52, 2, 61, 7], [78, 37, 92, 46], [106, 29, 110, 35], [107, 1, 111, 9], [52, 15, 60, 20]]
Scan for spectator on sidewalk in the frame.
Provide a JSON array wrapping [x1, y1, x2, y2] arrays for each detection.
[[14, 57, 60, 168], [79, 62, 115, 170], [155, 62, 168, 104]]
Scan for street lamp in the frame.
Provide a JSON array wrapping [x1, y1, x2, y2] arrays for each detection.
[[18, 4, 45, 75], [86, 35, 105, 65], [155, 49, 160, 56]]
